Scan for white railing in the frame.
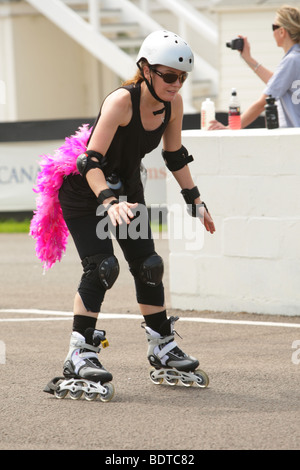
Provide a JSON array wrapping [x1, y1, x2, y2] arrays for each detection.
[[155, 0, 218, 45], [25, 0, 135, 79], [25, 0, 219, 110]]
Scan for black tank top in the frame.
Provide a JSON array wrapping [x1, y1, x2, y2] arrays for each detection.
[[59, 83, 171, 219]]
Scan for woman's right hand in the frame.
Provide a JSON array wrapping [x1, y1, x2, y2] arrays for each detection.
[[106, 200, 138, 226]]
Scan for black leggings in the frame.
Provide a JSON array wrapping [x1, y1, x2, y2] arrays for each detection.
[[65, 212, 165, 312]]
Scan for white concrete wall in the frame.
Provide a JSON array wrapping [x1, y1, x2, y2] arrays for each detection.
[[167, 128, 300, 316]]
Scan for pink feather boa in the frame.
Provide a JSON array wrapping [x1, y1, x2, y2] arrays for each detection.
[[30, 124, 92, 270]]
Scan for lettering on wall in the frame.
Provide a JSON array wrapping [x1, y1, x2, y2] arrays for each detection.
[[0, 142, 167, 210], [0, 165, 40, 184], [146, 167, 166, 180]]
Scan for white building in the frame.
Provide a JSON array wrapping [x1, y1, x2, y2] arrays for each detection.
[[1, 0, 296, 122]]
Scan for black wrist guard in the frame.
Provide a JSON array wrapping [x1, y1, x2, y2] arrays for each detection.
[[186, 201, 209, 218], [181, 186, 200, 204], [181, 186, 207, 217], [97, 188, 116, 205]]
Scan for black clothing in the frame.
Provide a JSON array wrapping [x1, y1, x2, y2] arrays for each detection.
[[72, 314, 97, 336], [59, 83, 171, 219], [65, 213, 165, 311], [58, 82, 169, 311]]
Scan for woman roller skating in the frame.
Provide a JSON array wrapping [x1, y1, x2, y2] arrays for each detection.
[[31, 30, 215, 401]]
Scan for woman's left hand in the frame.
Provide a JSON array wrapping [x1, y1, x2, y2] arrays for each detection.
[[201, 205, 216, 234], [208, 120, 229, 130]]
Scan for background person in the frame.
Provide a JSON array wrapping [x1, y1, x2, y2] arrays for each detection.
[[209, 4, 300, 129]]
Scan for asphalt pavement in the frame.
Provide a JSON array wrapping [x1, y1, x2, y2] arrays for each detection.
[[0, 233, 299, 452]]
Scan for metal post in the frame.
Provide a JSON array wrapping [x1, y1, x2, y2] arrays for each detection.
[[178, 19, 194, 113], [88, 0, 100, 32], [139, 0, 149, 15]]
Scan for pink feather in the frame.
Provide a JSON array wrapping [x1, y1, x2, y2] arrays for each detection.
[[30, 124, 92, 270]]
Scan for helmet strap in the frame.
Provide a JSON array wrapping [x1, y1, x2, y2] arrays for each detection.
[[137, 62, 167, 115]]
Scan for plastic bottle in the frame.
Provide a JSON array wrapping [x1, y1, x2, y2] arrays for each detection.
[[264, 95, 279, 129], [201, 98, 215, 130], [106, 173, 124, 196], [228, 88, 241, 130]]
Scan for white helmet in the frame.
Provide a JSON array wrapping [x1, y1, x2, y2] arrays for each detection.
[[136, 30, 194, 72]]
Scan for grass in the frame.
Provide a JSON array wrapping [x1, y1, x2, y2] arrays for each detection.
[[0, 218, 31, 233], [0, 218, 167, 234], [149, 221, 167, 233]]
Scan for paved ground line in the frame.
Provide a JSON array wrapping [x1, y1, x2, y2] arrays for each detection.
[[0, 309, 300, 328]]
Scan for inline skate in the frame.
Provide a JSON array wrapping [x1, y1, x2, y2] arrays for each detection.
[[44, 328, 114, 402], [143, 316, 209, 388]]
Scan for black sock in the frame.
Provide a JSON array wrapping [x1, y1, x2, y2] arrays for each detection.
[[72, 315, 97, 336], [143, 310, 167, 333]]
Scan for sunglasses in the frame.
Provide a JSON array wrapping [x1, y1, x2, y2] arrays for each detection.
[[150, 68, 188, 84], [272, 24, 281, 31]]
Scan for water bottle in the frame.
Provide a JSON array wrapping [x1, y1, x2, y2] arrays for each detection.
[[201, 98, 215, 130], [228, 88, 241, 130], [140, 162, 147, 189], [265, 95, 279, 129], [106, 173, 124, 196]]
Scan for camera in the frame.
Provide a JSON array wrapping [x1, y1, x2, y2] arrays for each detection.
[[226, 37, 244, 51]]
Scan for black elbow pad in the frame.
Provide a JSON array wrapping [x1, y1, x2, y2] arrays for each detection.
[[162, 145, 194, 172], [76, 150, 107, 178]]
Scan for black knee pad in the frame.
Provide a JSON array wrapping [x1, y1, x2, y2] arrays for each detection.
[[129, 253, 164, 306], [78, 253, 119, 312], [81, 253, 120, 289], [130, 253, 164, 287]]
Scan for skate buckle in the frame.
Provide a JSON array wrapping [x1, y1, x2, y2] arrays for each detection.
[[101, 339, 109, 348]]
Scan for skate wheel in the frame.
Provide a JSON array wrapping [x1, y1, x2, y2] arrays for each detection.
[[99, 383, 115, 402], [69, 390, 83, 400], [54, 387, 68, 399], [165, 371, 179, 386], [180, 377, 194, 387], [84, 391, 98, 401], [194, 369, 209, 388], [149, 368, 163, 385]]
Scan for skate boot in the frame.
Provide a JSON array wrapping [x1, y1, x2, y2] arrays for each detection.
[[44, 328, 115, 401], [143, 316, 209, 388]]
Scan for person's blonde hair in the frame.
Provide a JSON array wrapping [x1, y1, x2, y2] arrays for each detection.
[[276, 4, 300, 43]]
